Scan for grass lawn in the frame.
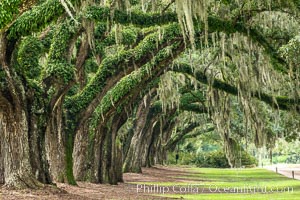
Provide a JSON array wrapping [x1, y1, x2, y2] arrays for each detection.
[[130, 167, 300, 199]]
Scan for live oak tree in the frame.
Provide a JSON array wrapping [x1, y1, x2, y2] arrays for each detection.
[[0, 0, 299, 189]]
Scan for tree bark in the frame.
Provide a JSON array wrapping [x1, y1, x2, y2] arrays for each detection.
[[223, 135, 241, 168], [123, 93, 152, 173], [141, 115, 160, 167], [269, 149, 273, 164], [107, 114, 125, 184], [45, 100, 67, 182], [115, 144, 123, 182], [28, 111, 51, 184], [0, 31, 42, 189], [90, 125, 106, 183], [141, 123, 156, 167], [145, 119, 161, 167], [73, 122, 90, 181], [91, 113, 126, 184], [0, 114, 4, 184], [0, 102, 42, 188]]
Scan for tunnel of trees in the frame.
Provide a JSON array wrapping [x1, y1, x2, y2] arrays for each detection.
[[0, 0, 299, 189]]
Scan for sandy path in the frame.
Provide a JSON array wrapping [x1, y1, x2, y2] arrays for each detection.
[[265, 164, 300, 180], [0, 166, 193, 200]]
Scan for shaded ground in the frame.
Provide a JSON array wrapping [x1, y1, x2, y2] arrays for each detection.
[[265, 164, 300, 180], [0, 166, 193, 200], [124, 165, 200, 183], [2, 165, 299, 199]]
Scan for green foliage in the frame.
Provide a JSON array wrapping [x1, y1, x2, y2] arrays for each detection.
[[48, 21, 76, 61], [180, 91, 206, 104], [95, 26, 139, 55], [128, 0, 139, 6], [174, 63, 299, 111], [44, 20, 76, 84], [198, 150, 257, 168], [46, 62, 75, 84], [167, 151, 197, 165], [240, 151, 258, 166], [0, 0, 22, 29], [41, 30, 55, 49], [67, 23, 181, 115], [90, 41, 183, 127], [120, 27, 138, 45], [196, 151, 231, 168], [8, 0, 64, 38], [16, 36, 43, 79], [1, 0, 300, 188], [87, 5, 288, 75], [86, 6, 178, 27], [279, 35, 300, 66], [94, 23, 106, 39], [84, 58, 99, 74]]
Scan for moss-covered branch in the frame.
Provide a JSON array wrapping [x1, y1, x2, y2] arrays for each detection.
[[165, 125, 214, 150], [86, 6, 178, 27], [182, 127, 215, 140], [44, 20, 76, 84], [95, 26, 140, 56], [67, 23, 182, 116], [90, 41, 185, 128], [179, 91, 207, 113], [206, 16, 287, 73], [88, 6, 288, 73], [7, 0, 66, 39], [173, 63, 300, 112]]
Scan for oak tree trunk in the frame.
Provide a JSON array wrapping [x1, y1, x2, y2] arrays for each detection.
[[45, 101, 67, 182], [73, 122, 90, 181], [144, 119, 161, 167], [0, 117, 4, 184], [107, 113, 126, 184], [90, 125, 106, 183], [0, 105, 42, 188], [28, 112, 51, 184], [141, 118, 158, 167], [123, 94, 152, 173]]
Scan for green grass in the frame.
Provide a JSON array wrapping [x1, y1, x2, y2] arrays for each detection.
[[180, 168, 300, 189], [163, 192, 300, 200], [130, 167, 300, 199]]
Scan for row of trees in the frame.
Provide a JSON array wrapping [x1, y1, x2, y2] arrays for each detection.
[[0, 0, 299, 189]]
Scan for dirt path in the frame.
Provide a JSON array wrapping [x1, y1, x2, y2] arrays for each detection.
[[265, 164, 300, 180], [0, 166, 196, 200]]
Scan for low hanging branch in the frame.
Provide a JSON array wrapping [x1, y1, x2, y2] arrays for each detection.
[[172, 63, 300, 113], [91, 40, 185, 128], [165, 123, 205, 150], [67, 24, 184, 132]]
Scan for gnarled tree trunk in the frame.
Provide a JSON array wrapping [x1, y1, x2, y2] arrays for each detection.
[[28, 111, 51, 184], [0, 31, 44, 188], [73, 122, 90, 181], [91, 113, 125, 184], [45, 100, 67, 182], [123, 94, 152, 173], [90, 125, 106, 183], [0, 114, 4, 184], [141, 115, 160, 167], [223, 134, 241, 168], [0, 101, 42, 188]]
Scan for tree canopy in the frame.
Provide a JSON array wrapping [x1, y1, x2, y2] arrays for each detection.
[[0, 0, 299, 189]]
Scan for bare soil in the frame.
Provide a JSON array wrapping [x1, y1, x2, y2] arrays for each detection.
[[0, 165, 197, 200]]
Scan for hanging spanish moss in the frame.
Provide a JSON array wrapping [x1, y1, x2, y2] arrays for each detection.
[[175, 0, 209, 47], [157, 71, 183, 113]]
